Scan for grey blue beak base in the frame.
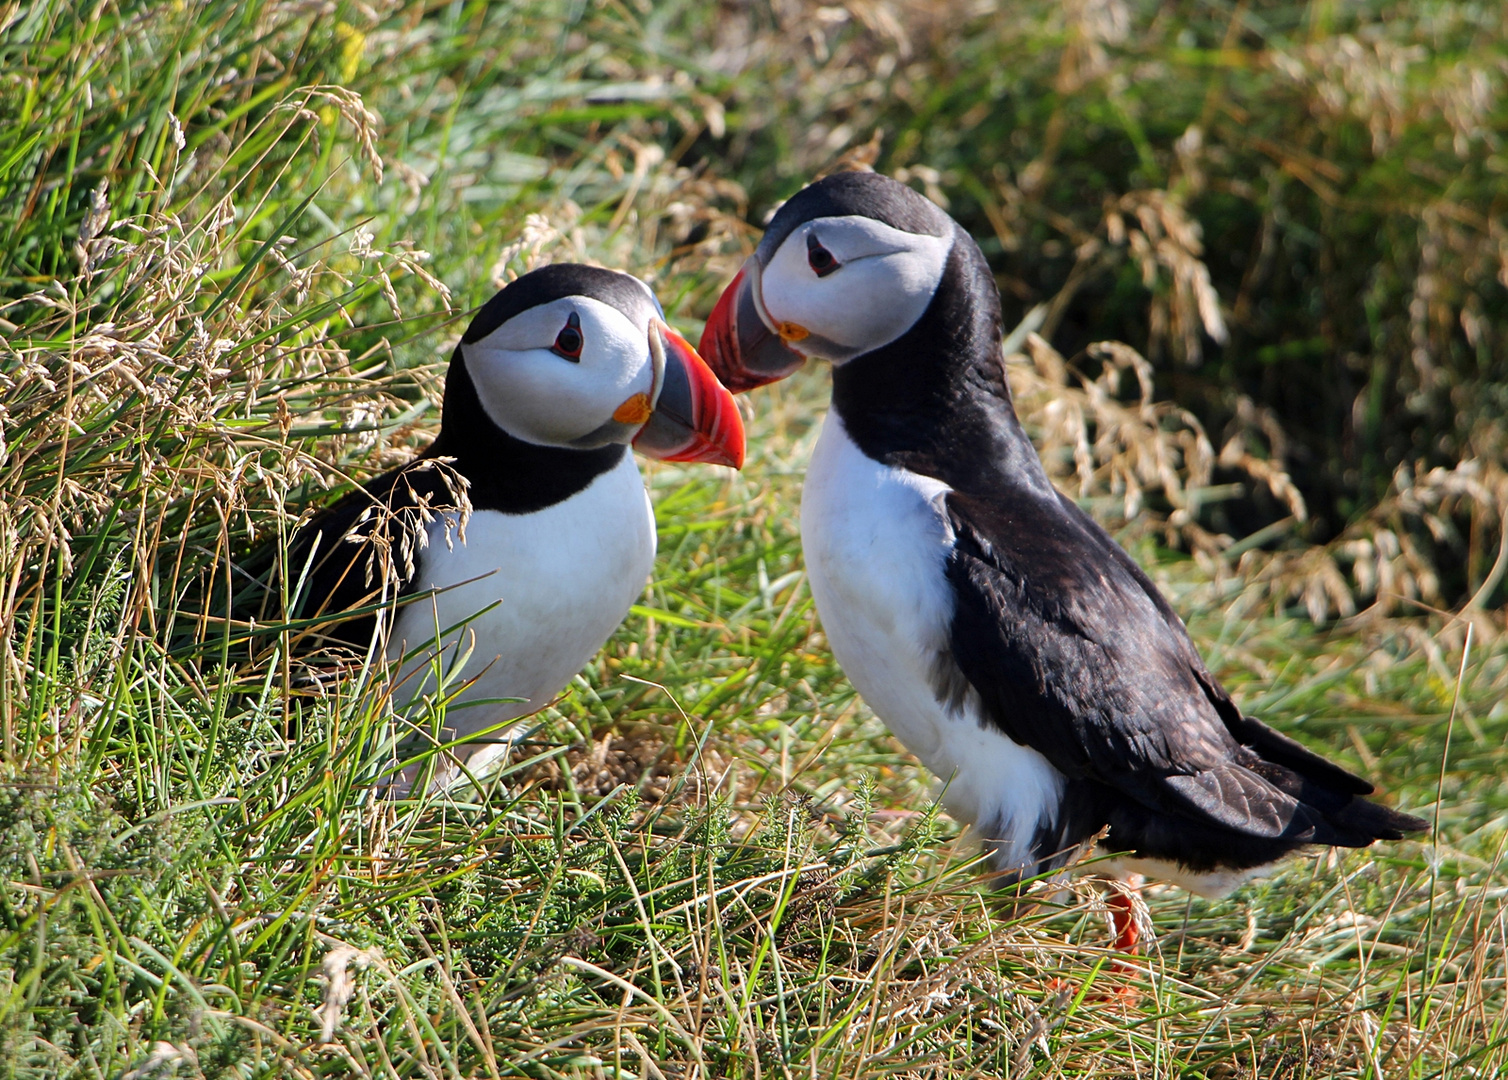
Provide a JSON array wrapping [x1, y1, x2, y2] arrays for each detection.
[[697, 257, 808, 393]]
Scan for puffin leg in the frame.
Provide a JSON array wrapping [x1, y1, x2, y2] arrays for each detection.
[[1108, 883, 1142, 954], [1103, 875, 1145, 1003], [1042, 875, 1146, 1005]]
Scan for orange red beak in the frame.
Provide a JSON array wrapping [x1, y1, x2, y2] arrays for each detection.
[[631, 322, 745, 469]]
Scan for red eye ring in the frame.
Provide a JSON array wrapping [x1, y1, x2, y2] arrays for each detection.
[[807, 233, 840, 278], [552, 312, 583, 360]]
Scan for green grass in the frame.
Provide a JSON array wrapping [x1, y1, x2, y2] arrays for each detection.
[[1, 0, 1506, 1076]]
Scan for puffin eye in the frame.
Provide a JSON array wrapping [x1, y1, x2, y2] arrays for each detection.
[[807, 233, 840, 278], [552, 312, 583, 361]]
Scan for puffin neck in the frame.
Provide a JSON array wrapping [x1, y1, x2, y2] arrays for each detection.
[[431, 345, 627, 515], [828, 229, 1057, 499]]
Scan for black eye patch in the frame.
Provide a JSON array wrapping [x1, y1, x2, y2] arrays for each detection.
[[807, 233, 840, 277], [552, 311, 583, 360]]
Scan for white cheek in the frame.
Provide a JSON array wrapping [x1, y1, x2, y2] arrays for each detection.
[[461, 295, 654, 448], [578, 316, 653, 402], [762, 234, 950, 357], [464, 343, 652, 447]]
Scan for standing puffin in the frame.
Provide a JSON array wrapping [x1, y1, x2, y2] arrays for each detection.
[[288, 263, 743, 784], [698, 171, 1424, 924]]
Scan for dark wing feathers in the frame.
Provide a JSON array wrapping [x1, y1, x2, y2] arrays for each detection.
[[1056, 491, 1380, 797], [280, 451, 467, 651], [1162, 768, 1315, 838], [1221, 707, 1374, 796], [942, 488, 1423, 853]]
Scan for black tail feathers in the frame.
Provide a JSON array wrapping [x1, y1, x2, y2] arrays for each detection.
[[1326, 795, 1429, 847]]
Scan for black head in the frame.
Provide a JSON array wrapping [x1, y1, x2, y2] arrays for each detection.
[[461, 264, 662, 346], [439, 263, 743, 474], [755, 171, 953, 268], [701, 172, 1052, 495], [700, 172, 968, 387]]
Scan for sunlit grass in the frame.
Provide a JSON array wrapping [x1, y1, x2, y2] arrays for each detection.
[[1, 0, 1505, 1077]]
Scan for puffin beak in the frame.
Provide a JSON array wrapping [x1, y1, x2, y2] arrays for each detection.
[[697, 256, 807, 393], [630, 321, 746, 468]]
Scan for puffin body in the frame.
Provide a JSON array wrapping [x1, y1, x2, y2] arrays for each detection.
[[802, 411, 1069, 880], [701, 171, 1424, 895], [386, 449, 656, 730], [289, 264, 742, 778]]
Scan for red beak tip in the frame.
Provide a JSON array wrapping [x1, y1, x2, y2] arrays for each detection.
[[656, 439, 743, 469]]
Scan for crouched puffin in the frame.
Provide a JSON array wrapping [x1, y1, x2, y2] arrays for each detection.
[[288, 264, 743, 783], [699, 171, 1424, 915]]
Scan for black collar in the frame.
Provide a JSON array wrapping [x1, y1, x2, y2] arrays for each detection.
[[432, 344, 626, 515], [829, 225, 1058, 501]]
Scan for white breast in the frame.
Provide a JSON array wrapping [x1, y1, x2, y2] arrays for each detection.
[[388, 452, 656, 743], [801, 411, 1065, 872]]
